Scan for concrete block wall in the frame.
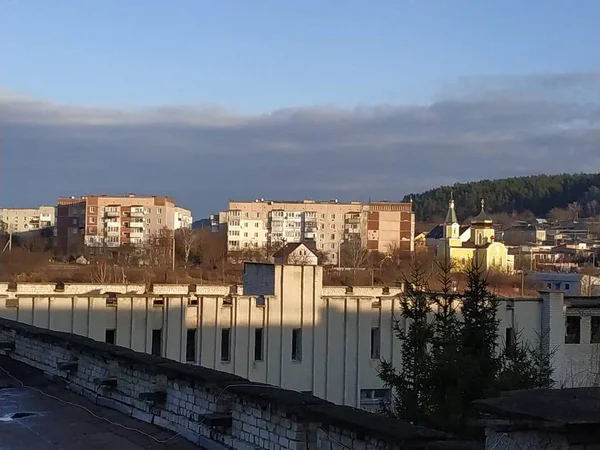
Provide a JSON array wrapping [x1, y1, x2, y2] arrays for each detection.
[[0, 317, 456, 450]]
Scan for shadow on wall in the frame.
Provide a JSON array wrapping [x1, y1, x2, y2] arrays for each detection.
[[0, 274, 402, 410]]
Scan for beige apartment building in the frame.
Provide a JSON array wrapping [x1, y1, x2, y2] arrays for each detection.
[[56, 194, 192, 254], [220, 199, 414, 263], [0, 206, 55, 234]]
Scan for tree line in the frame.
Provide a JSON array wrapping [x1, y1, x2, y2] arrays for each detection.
[[379, 260, 553, 437], [404, 172, 600, 221]]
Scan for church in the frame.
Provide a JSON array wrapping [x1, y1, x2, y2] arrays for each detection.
[[436, 197, 514, 273]]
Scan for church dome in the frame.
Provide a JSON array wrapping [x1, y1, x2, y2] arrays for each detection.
[[471, 199, 493, 225]]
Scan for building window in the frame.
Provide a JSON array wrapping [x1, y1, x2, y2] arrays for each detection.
[[72, 219, 77, 225], [331, 214, 335, 220], [565, 316, 581, 344], [291, 328, 302, 361], [221, 328, 231, 362], [565, 283, 571, 291], [360, 389, 391, 405], [105, 329, 116, 345], [505, 327, 516, 354], [186, 329, 196, 362], [370, 327, 381, 359], [157, 208, 162, 213], [90, 207, 96, 213], [158, 218, 162, 224], [89, 217, 95, 224], [151, 329, 162, 356], [330, 234, 335, 240], [254, 328, 264, 361], [592, 317, 600, 343]]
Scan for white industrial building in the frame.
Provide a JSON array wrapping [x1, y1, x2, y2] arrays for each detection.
[[1, 264, 599, 409]]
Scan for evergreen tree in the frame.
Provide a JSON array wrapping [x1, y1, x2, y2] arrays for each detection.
[[428, 256, 463, 431], [379, 262, 434, 424], [459, 261, 500, 405], [496, 329, 554, 391]]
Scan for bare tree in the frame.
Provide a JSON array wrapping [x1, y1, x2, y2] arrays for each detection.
[[91, 260, 113, 283], [175, 227, 199, 268]]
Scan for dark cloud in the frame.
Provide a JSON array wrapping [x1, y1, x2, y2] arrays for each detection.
[[1, 72, 599, 217]]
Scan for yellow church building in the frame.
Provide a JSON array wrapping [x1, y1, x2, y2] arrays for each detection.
[[437, 198, 514, 274]]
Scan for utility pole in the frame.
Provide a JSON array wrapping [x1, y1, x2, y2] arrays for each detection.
[[2, 231, 12, 253]]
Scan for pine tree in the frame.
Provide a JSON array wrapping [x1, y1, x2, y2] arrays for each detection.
[[459, 260, 501, 406], [379, 262, 434, 424], [497, 329, 554, 391], [428, 256, 464, 431]]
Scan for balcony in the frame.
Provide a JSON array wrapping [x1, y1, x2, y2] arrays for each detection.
[[130, 231, 144, 238], [129, 221, 144, 228], [345, 217, 361, 224], [130, 211, 144, 218], [104, 211, 119, 218]]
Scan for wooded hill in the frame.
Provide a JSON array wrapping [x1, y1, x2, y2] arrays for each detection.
[[404, 173, 600, 222]]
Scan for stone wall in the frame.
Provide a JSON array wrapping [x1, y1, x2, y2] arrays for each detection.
[[0, 317, 462, 450]]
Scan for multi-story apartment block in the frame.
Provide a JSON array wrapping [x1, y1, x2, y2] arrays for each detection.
[[56, 194, 192, 254], [0, 206, 55, 234], [220, 199, 414, 263]]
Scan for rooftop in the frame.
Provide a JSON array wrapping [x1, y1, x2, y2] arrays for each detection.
[[475, 388, 600, 428], [0, 356, 197, 449]]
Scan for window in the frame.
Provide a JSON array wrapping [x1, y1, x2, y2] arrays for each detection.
[[256, 295, 265, 307], [157, 218, 162, 224], [151, 329, 162, 356], [221, 328, 231, 362], [370, 327, 381, 359], [331, 224, 336, 230], [89, 217, 95, 224], [244, 222, 248, 227], [555, 283, 561, 290], [72, 218, 77, 225], [331, 214, 335, 220], [291, 328, 302, 361], [157, 208, 162, 213], [360, 389, 391, 405], [90, 207, 96, 213], [565, 316, 581, 344], [330, 234, 335, 240], [105, 329, 116, 344], [146, 218, 151, 224], [565, 283, 571, 291], [254, 232, 258, 237], [254, 328, 264, 361], [186, 329, 196, 362], [592, 317, 600, 343], [505, 327, 516, 354], [547, 283, 552, 289], [244, 232, 248, 237]]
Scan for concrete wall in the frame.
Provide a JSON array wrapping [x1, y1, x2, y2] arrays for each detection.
[[0, 317, 458, 450], [0, 270, 403, 409]]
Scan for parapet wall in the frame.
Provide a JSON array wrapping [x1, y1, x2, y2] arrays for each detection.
[[0, 318, 461, 450]]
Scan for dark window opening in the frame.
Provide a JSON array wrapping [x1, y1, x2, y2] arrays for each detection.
[[151, 329, 162, 356], [592, 317, 600, 343], [370, 327, 381, 359], [186, 329, 196, 362], [505, 327, 516, 355], [566, 316, 581, 344], [153, 298, 164, 306], [105, 329, 116, 345], [254, 328, 264, 361], [256, 295, 266, 307], [221, 328, 231, 362], [291, 328, 302, 361]]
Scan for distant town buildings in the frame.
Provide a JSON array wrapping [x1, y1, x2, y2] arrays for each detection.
[[0, 206, 55, 234], [218, 199, 415, 264], [55, 194, 192, 254]]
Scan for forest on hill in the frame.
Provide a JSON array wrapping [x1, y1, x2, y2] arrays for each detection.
[[404, 173, 600, 222]]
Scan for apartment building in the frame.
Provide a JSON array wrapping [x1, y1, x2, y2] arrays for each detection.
[[0, 206, 55, 234], [55, 194, 192, 254], [221, 199, 414, 263]]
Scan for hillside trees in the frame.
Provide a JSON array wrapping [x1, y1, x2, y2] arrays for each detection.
[[405, 173, 600, 221]]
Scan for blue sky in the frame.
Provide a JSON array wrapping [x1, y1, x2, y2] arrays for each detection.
[[3, 0, 598, 111], [1, 1, 599, 217]]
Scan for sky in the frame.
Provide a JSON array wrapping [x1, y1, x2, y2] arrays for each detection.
[[1, 0, 599, 217]]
